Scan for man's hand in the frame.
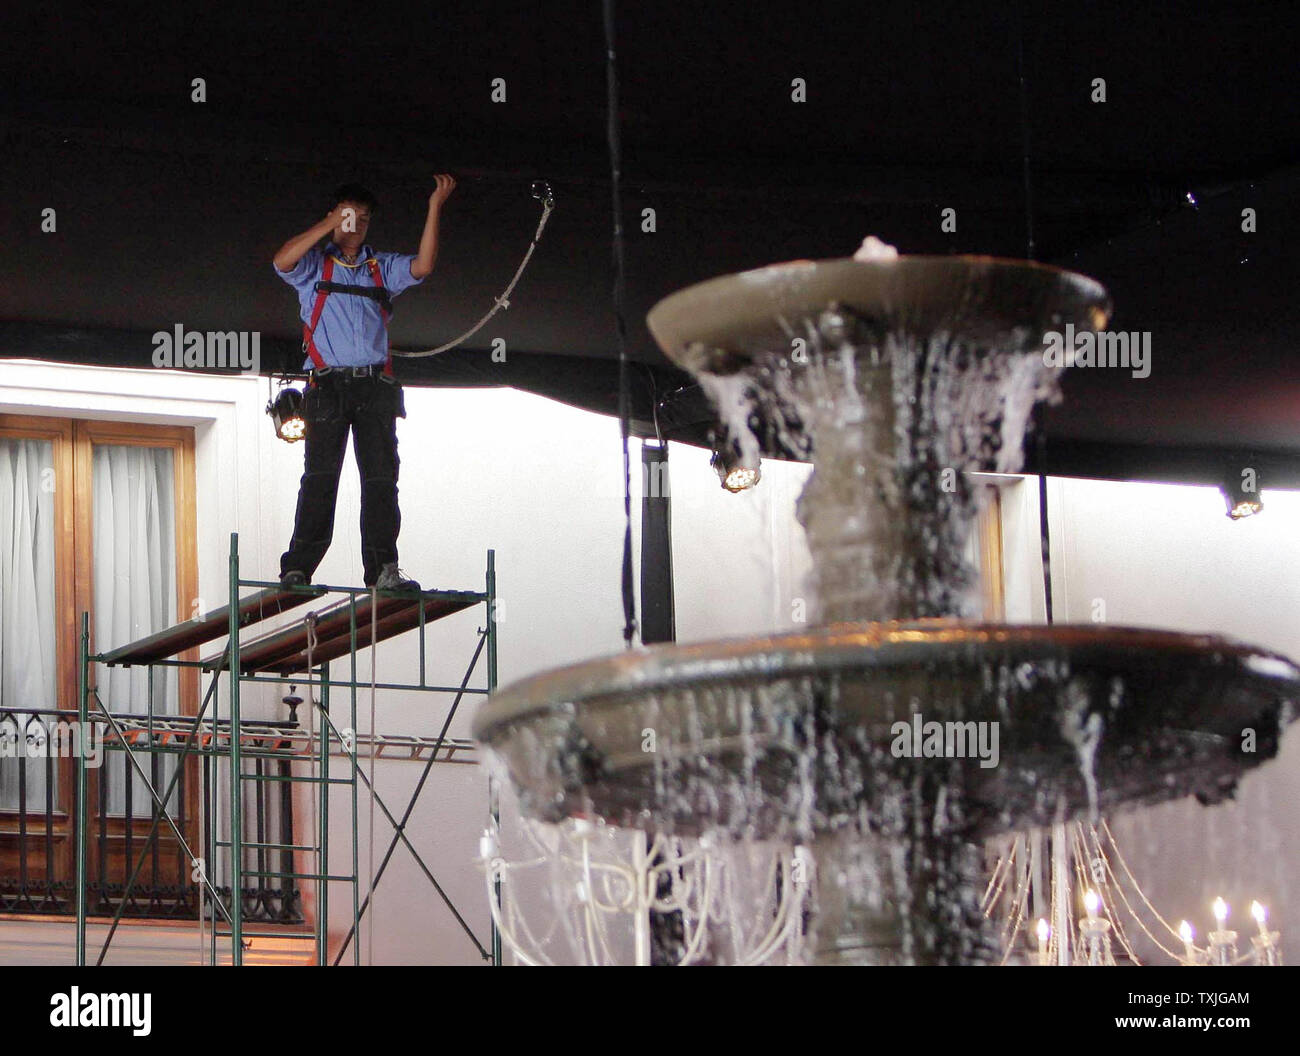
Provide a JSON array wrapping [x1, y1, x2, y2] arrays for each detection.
[[429, 174, 457, 210], [274, 209, 343, 273]]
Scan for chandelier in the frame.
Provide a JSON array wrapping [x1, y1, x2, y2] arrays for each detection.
[[984, 819, 1283, 966], [478, 816, 1283, 966], [479, 818, 811, 966]]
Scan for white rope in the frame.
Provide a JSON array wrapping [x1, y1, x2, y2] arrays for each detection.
[[305, 612, 319, 961], [367, 589, 379, 966], [392, 191, 555, 358]]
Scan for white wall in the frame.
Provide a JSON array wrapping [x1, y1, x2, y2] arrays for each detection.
[[7, 358, 1295, 966], [668, 440, 813, 641], [0, 359, 817, 964]]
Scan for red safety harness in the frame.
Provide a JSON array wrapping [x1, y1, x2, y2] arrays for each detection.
[[302, 254, 394, 379]]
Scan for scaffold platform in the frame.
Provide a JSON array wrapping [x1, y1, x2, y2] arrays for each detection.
[[200, 589, 482, 674], [75, 533, 502, 967]]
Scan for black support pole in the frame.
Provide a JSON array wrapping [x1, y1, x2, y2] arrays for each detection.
[[639, 442, 676, 645]]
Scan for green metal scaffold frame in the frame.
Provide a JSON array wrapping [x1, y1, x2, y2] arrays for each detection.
[[74, 532, 502, 966]]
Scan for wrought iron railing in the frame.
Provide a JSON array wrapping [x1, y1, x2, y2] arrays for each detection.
[[0, 707, 302, 923]]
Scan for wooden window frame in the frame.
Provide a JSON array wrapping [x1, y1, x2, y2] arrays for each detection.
[[977, 484, 1006, 621], [0, 413, 199, 903]]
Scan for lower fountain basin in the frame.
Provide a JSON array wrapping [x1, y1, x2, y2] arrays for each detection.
[[474, 623, 1300, 841]]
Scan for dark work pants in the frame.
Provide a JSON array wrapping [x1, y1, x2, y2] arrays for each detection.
[[280, 373, 406, 586]]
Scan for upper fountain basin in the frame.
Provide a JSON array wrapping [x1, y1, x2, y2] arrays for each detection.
[[645, 255, 1111, 372]]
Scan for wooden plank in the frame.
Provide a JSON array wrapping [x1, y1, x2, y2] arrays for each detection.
[[99, 587, 323, 665], [213, 594, 416, 673], [268, 595, 479, 674], [203, 591, 481, 674]]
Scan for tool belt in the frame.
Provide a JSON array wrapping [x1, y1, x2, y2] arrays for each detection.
[[308, 365, 394, 381]]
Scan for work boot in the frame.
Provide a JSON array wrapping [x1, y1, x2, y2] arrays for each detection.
[[375, 563, 420, 592], [280, 569, 310, 588]]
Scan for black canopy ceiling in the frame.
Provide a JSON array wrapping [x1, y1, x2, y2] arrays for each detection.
[[2, 2, 1298, 482]]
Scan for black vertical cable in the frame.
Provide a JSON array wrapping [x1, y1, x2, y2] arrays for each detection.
[[1037, 431, 1054, 625], [603, 0, 639, 647], [1016, 2, 1035, 261], [1021, 4, 1050, 622]]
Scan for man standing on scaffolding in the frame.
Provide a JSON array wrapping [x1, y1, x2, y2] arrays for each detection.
[[273, 176, 456, 591]]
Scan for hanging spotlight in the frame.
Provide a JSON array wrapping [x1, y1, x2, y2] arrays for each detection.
[[268, 385, 306, 443], [1222, 462, 1262, 520], [709, 438, 761, 492]]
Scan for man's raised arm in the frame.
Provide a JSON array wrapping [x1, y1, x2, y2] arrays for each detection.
[[274, 207, 343, 273], [410, 174, 457, 281]]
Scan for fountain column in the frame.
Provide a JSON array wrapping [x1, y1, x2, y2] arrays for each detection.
[[758, 307, 1056, 963], [788, 308, 990, 625]]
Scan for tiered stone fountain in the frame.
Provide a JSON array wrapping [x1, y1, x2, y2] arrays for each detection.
[[473, 252, 1300, 964]]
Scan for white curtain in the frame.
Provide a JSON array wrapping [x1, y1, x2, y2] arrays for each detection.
[[0, 438, 58, 810], [93, 445, 178, 815]]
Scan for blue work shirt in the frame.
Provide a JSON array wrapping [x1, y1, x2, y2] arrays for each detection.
[[275, 242, 424, 368]]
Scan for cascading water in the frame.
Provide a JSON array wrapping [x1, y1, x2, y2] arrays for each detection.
[[473, 250, 1300, 965]]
